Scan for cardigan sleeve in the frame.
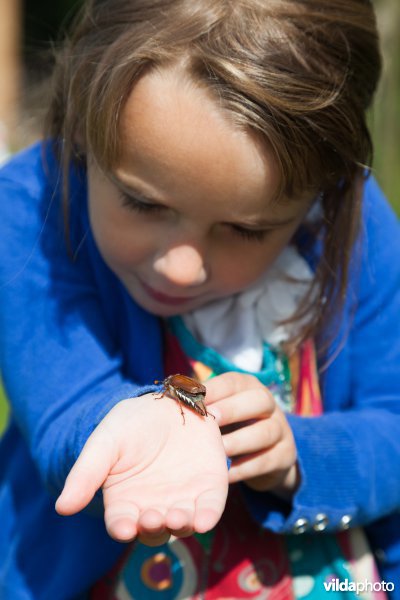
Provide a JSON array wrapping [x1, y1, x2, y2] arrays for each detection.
[[0, 145, 163, 496], [242, 176, 400, 534]]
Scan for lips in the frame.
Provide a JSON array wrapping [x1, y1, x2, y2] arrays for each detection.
[[139, 279, 197, 306]]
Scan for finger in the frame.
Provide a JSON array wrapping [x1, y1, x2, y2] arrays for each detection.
[[168, 525, 194, 538], [212, 388, 275, 427], [222, 418, 281, 457], [194, 486, 228, 533], [205, 372, 261, 404], [138, 507, 167, 532], [137, 508, 170, 546], [165, 503, 195, 532], [104, 499, 140, 542], [228, 443, 296, 485], [138, 531, 172, 547], [246, 463, 301, 495], [228, 449, 275, 485], [55, 427, 116, 516]]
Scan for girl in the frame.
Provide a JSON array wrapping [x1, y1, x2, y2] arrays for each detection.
[[1, 0, 399, 598]]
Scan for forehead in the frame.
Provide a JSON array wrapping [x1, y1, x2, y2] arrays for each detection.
[[114, 66, 312, 222]]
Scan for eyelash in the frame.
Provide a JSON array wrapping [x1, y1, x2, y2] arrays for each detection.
[[119, 192, 269, 242], [120, 192, 165, 214], [230, 225, 268, 242]]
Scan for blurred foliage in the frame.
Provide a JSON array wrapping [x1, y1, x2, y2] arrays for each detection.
[[24, 0, 83, 48], [23, 0, 83, 74], [371, 0, 400, 214], [0, 384, 8, 433]]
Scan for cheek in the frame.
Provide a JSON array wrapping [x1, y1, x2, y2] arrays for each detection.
[[213, 240, 286, 293], [88, 194, 154, 270], [99, 226, 155, 271]]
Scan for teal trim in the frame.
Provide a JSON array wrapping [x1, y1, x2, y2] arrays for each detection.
[[286, 534, 359, 599], [168, 316, 281, 387]]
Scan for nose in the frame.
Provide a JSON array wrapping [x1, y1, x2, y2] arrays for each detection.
[[153, 243, 208, 287]]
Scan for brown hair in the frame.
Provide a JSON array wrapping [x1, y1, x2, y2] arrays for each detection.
[[46, 0, 382, 351]]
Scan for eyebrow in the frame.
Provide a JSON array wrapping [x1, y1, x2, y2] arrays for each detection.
[[238, 213, 299, 228], [110, 174, 166, 204], [111, 174, 299, 228]]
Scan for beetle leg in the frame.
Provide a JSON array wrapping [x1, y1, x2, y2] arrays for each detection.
[[176, 397, 186, 425], [206, 408, 216, 420], [153, 387, 166, 401]]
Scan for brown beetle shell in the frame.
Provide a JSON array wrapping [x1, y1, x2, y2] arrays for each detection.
[[165, 374, 206, 395], [154, 374, 209, 421]]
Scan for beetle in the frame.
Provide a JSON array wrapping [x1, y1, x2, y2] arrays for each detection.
[[154, 374, 213, 424]]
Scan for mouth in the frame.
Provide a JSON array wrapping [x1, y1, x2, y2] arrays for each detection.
[[139, 279, 199, 306]]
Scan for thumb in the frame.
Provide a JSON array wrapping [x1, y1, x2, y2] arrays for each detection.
[[55, 426, 116, 516]]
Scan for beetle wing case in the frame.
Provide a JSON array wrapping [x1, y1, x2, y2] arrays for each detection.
[[154, 373, 211, 422]]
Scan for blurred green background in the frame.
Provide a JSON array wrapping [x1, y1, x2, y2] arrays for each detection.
[[0, 386, 6, 432], [0, 0, 399, 434], [372, 0, 400, 214]]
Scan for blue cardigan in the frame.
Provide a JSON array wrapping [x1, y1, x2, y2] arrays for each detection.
[[1, 143, 399, 599]]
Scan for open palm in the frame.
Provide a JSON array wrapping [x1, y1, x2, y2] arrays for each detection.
[[56, 393, 228, 545]]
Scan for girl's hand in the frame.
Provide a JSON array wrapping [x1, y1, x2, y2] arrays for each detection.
[[205, 372, 300, 498], [55, 392, 228, 546]]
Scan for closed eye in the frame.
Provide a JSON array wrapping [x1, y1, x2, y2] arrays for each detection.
[[229, 224, 269, 242], [119, 188, 272, 242], [119, 191, 167, 213]]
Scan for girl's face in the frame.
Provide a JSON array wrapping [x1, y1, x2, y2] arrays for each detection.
[[87, 68, 311, 317]]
